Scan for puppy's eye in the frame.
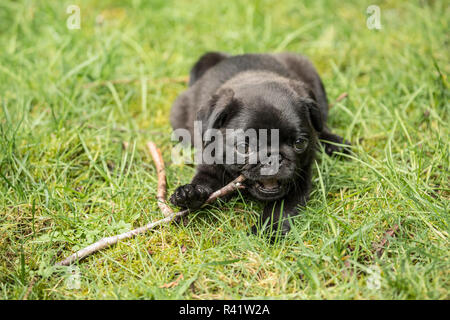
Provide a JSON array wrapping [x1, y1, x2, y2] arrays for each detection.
[[235, 142, 250, 156], [293, 137, 308, 153]]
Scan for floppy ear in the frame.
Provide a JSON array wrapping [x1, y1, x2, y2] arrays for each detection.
[[288, 80, 323, 132], [299, 97, 323, 132], [199, 88, 239, 133], [189, 52, 230, 86]]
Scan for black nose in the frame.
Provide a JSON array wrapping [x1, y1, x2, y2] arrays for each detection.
[[258, 151, 284, 176], [261, 150, 284, 163]]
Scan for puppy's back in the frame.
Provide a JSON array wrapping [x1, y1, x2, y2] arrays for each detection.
[[170, 53, 328, 136]]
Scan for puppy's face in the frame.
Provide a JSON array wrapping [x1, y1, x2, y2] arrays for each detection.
[[200, 82, 323, 201]]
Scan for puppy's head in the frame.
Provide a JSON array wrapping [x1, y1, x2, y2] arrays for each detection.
[[199, 80, 323, 201]]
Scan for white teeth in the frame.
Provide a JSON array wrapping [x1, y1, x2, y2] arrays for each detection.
[[257, 178, 280, 190]]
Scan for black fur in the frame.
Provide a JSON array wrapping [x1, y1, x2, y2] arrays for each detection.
[[169, 52, 350, 237]]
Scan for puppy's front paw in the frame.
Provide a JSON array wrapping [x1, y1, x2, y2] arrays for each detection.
[[323, 139, 351, 157], [319, 131, 352, 157], [169, 184, 212, 209]]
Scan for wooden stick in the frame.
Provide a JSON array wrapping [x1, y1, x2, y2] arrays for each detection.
[[56, 211, 182, 266], [22, 277, 36, 300], [203, 174, 246, 205], [56, 175, 245, 266], [329, 92, 348, 108], [342, 224, 400, 278], [56, 140, 246, 266], [374, 224, 399, 258], [146, 142, 172, 217]]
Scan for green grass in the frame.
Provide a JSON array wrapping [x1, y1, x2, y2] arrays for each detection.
[[0, 0, 448, 300]]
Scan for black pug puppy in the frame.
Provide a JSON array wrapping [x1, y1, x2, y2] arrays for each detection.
[[169, 52, 349, 236]]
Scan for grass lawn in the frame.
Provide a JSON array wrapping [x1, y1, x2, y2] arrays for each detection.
[[0, 0, 448, 299]]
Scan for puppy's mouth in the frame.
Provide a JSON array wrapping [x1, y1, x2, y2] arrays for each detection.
[[248, 177, 286, 200], [255, 178, 281, 194]]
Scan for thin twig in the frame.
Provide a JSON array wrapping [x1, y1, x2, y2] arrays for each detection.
[[22, 277, 36, 300], [374, 224, 399, 259], [204, 175, 246, 202], [56, 176, 245, 266], [56, 141, 246, 266], [146, 141, 172, 217], [342, 224, 400, 278], [342, 259, 353, 278], [329, 92, 348, 108], [56, 211, 182, 266]]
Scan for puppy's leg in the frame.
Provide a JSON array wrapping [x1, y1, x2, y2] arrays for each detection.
[[319, 129, 351, 156], [251, 184, 310, 238], [189, 52, 230, 86], [170, 164, 230, 209]]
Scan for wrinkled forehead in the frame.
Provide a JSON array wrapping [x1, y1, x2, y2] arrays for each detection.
[[229, 97, 303, 140]]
